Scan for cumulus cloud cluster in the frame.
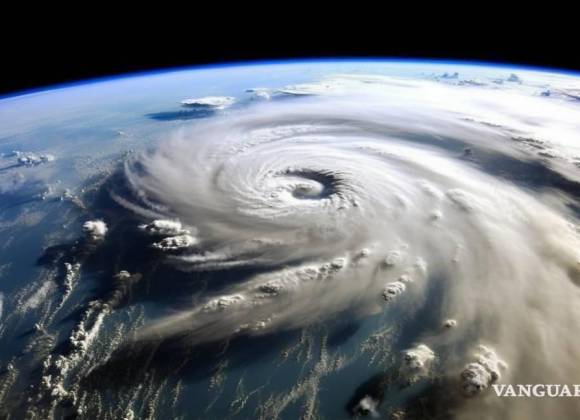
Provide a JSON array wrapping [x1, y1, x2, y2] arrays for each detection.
[[139, 219, 197, 251], [151, 234, 197, 251], [82, 220, 108, 241], [180, 96, 235, 109], [139, 219, 190, 236], [400, 344, 435, 384], [16, 153, 55, 167], [460, 345, 508, 396], [120, 73, 580, 417]]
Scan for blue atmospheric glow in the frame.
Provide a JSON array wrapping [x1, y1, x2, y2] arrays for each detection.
[[2, 57, 580, 101]]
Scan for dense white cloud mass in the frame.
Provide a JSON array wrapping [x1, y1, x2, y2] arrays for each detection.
[[122, 74, 580, 418], [16, 153, 55, 167], [82, 220, 108, 240], [443, 319, 457, 329], [460, 345, 507, 396], [353, 395, 380, 417], [180, 96, 235, 109], [151, 234, 197, 251], [382, 281, 406, 302], [400, 344, 436, 383], [139, 219, 191, 236]]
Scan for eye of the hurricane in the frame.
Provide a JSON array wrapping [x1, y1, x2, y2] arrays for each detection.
[[278, 169, 342, 200]]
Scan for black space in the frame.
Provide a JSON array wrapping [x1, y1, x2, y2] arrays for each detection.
[[1, 19, 576, 97]]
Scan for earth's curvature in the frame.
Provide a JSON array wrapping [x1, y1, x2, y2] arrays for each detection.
[[1, 60, 580, 419]]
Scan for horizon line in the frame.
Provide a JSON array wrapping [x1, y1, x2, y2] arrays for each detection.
[[2, 57, 579, 101]]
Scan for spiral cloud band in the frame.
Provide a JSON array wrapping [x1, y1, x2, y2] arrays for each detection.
[[123, 74, 580, 418]]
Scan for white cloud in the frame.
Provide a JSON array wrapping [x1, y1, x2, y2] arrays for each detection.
[[152, 234, 197, 251], [382, 281, 406, 302], [460, 345, 507, 396], [443, 319, 457, 329], [139, 219, 190, 236], [82, 220, 108, 240], [180, 96, 235, 109], [400, 344, 435, 383], [352, 395, 379, 417], [246, 88, 272, 100], [16, 153, 55, 167]]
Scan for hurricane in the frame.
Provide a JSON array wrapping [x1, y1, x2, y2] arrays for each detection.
[[119, 75, 580, 418]]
